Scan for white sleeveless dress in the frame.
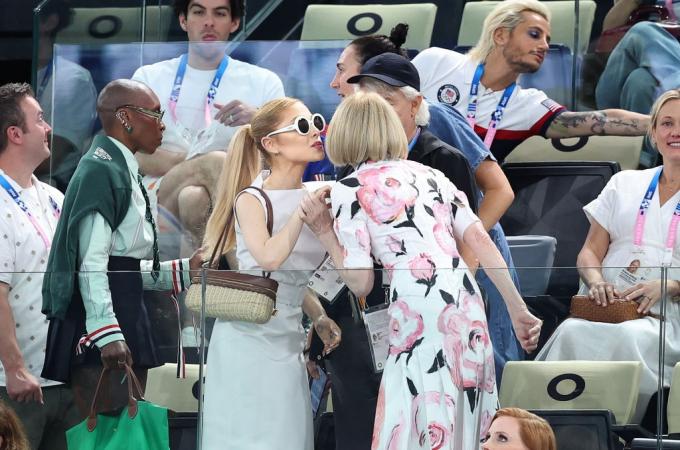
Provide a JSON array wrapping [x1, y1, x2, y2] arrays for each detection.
[[201, 175, 325, 450]]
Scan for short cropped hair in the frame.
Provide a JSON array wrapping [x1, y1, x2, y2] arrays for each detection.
[[173, 0, 245, 20], [649, 89, 680, 143], [468, 0, 550, 62], [0, 83, 34, 155], [326, 91, 407, 166]]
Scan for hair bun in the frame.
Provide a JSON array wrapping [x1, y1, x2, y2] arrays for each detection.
[[389, 23, 409, 48]]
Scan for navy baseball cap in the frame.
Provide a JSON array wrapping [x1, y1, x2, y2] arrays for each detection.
[[347, 53, 420, 91]]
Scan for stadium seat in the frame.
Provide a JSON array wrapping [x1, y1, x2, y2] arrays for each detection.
[[667, 363, 680, 434], [501, 161, 620, 298], [506, 135, 644, 171], [500, 361, 643, 424], [300, 4, 437, 50], [457, 1, 596, 54], [506, 235, 557, 297], [145, 363, 201, 413], [532, 409, 618, 450], [55, 6, 174, 44]]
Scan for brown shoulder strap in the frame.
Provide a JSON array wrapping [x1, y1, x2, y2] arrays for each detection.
[[210, 186, 275, 267]]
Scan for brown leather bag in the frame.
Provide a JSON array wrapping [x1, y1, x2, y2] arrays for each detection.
[[570, 295, 662, 323], [185, 187, 278, 324]]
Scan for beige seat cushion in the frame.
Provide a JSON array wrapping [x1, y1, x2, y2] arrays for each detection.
[[499, 361, 643, 424], [506, 135, 644, 170], [301, 4, 437, 50], [145, 363, 200, 413]]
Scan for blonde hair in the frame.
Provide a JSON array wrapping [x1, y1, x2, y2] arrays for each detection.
[[492, 408, 557, 450], [357, 77, 431, 127], [468, 0, 551, 62], [326, 91, 407, 166], [203, 97, 301, 260], [648, 89, 680, 144]]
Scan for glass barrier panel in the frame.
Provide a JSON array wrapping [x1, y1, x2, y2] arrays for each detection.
[[0, 262, 673, 448], [44, 40, 348, 191]]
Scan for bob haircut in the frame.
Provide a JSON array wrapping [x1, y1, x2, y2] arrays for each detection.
[[648, 88, 680, 143], [468, 0, 550, 62], [491, 407, 557, 450], [326, 91, 407, 166]]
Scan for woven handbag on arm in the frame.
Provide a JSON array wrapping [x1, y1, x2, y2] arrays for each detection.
[[570, 295, 663, 323], [185, 187, 278, 324]]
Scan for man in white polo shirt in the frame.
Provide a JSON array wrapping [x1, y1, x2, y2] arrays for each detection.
[[131, 0, 284, 258], [0, 83, 78, 449], [413, 0, 650, 163]]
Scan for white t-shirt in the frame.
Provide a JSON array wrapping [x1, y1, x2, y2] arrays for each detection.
[[0, 170, 64, 387], [132, 56, 285, 159], [413, 47, 566, 162]]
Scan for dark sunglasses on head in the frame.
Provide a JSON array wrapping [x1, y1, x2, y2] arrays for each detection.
[[266, 113, 325, 137]]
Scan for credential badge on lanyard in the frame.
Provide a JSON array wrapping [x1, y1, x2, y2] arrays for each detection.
[[308, 254, 346, 304], [362, 273, 393, 373], [466, 63, 516, 149], [168, 53, 230, 127], [634, 167, 680, 267], [0, 175, 60, 250]]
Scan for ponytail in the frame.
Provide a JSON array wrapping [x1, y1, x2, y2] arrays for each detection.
[[202, 97, 302, 263], [203, 124, 261, 262]]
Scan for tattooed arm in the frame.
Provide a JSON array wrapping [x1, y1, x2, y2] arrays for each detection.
[[545, 109, 650, 138]]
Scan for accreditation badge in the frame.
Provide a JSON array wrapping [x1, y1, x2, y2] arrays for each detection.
[[363, 303, 390, 373], [308, 254, 346, 304]]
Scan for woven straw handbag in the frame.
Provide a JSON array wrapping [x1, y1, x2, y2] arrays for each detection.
[[570, 295, 662, 324], [185, 187, 278, 324]]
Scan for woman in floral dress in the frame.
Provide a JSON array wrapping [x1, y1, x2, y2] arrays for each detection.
[[300, 92, 542, 450]]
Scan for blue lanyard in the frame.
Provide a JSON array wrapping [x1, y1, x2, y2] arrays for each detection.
[[635, 167, 680, 266], [466, 63, 516, 149], [407, 127, 421, 153], [0, 174, 60, 249], [168, 53, 230, 124]]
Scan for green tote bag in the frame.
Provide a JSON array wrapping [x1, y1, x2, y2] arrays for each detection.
[[66, 365, 170, 450]]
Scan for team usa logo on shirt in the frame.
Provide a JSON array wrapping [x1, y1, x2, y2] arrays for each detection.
[[437, 84, 460, 106]]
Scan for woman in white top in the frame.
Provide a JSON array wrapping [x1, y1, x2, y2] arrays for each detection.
[[537, 89, 680, 422], [201, 97, 340, 450]]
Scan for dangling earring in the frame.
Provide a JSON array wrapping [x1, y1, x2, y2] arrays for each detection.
[[117, 111, 133, 134]]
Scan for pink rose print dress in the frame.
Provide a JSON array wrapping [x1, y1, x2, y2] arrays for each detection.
[[331, 160, 498, 450]]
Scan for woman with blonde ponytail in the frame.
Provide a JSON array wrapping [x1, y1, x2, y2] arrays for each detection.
[[201, 97, 340, 450]]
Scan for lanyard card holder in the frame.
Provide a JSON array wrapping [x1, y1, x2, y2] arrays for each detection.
[[308, 254, 346, 305], [362, 303, 390, 373]]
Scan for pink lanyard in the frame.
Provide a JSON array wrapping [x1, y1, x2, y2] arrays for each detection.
[[634, 168, 680, 267], [168, 53, 229, 127], [0, 175, 60, 249]]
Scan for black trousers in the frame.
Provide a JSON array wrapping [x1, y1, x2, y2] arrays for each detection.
[[325, 314, 383, 450]]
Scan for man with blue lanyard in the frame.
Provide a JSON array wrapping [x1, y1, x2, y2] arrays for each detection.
[[131, 0, 284, 257], [0, 83, 79, 450], [132, 0, 284, 344], [413, 0, 650, 164]]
